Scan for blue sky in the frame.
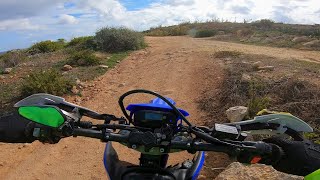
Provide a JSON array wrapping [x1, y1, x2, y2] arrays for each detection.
[[0, 0, 319, 51]]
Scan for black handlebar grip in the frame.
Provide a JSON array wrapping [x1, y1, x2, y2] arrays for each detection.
[[259, 142, 284, 165], [237, 141, 284, 164], [73, 128, 103, 139]]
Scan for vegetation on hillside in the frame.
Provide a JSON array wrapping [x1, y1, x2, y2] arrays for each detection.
[[28, 40, 65, 54], [0, 27, 145, 114], [145, 19, 320, 50], [145, 26, 188, 36]]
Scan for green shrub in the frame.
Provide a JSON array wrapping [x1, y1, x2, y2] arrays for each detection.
[[95, 27, 145, 52], [67, 36, 96, 49], [67, 50, 101, 66], [195, 29, 217, 38], [21, 70, 72, 96], [0, 50, 27, 68], [28, 40, 64, 54]]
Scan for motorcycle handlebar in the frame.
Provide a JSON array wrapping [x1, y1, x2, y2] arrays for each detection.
[[71, 127, 277, 161], [73, 128, 104, 139]]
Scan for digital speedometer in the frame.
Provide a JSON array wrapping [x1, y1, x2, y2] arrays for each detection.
[[144, 112, 164, 121], [133, 110, 177, 128]]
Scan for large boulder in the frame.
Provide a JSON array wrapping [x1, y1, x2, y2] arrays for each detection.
[[225, 106, 248, 122], [215, 162, 303, 180]]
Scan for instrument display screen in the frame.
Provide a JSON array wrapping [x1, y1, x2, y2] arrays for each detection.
[[144, 112, 163, 121]]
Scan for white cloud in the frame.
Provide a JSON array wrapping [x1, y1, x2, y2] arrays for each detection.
[[58, 14, 78, 24], [72, 0, 320, 31], [0, 0, 67, 20], [1, 0, 320, 51], [0, 18, 41, 31]]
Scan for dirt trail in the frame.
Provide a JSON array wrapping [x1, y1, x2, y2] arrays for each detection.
[[1, 36, 320, 180]]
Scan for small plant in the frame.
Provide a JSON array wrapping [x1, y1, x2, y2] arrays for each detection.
[[67, 50, 101, 66], [95, 27, 145, 52], [247, 97, 270, 117], [28, 40, 64, 54], [195, 29, 217, 38], [105, 52, 128, 68], [214, 51, 242, 58], [246, 80, 270, 117], [21, 70, 72, 96]]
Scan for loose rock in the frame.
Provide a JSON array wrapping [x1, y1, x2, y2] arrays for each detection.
[[71, 86, 79, 94], [258, 66, 275, 71], [118, 83, 126, 87], [241, 74, 252, 82], [225, 106, 248, 122], [252, 61, 262, 70], [198, 175, 207, 180], [62, 64, 72, 71], [292, 36, 309, 43], [76, 78, 81, 85], [99, 65, 109, 69], [3, 68, 13, 74], [215, 162, 303, 180]]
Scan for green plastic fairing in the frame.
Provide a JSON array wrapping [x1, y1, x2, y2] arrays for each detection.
[[18, 106, 65, 128]]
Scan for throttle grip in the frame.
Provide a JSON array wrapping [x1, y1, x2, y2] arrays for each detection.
[[237, 141, 283, 164]]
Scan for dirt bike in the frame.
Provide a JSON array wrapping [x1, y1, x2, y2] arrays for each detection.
[[14, 89, 313, 180]]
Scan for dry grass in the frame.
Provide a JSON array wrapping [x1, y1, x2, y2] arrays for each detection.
[[198, 51, 320, 142]]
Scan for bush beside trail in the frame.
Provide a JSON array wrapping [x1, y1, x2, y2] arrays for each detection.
[[21, 69, 73, 96], [67, 36, 97, 50], [66, 50, 101, 66], [0, 50, 28, 68], [95, 27, 145, 52]]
